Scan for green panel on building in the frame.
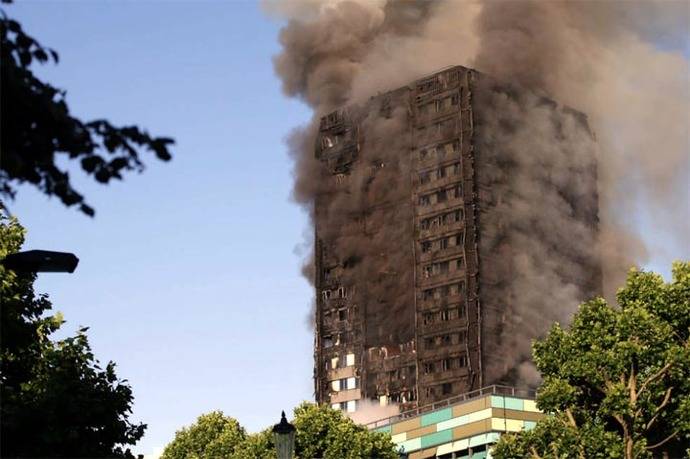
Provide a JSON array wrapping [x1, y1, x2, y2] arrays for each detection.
[[421, 407, 453, 426], [374, 425, 392, 434], [490, 395, 505, 408], [420, 429, 454, 449], [504, 397, 524, 411]]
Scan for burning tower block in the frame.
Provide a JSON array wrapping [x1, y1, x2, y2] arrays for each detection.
[[313, 65, 601, 413]]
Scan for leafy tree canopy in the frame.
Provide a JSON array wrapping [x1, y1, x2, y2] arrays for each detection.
[[493, 262, 690, 459], [0, 4, 174, 216], [162, 402, 399, 459], [0, 214, 146, 457]]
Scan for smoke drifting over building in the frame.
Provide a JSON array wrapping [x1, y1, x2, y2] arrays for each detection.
[[268, 1, 689, 412]]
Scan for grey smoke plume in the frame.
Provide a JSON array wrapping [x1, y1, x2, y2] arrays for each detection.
[[268, 1, 689, 384]]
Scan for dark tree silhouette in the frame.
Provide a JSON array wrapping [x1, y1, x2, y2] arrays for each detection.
[[0, 215, 146, 457], [0, 4, 174, 216]]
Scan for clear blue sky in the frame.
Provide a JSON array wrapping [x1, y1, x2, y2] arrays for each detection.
[[7, 1, 313, 456], [5, 1, 687, 458]]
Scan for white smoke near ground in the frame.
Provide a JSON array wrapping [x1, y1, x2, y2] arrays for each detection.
[[266, 0, 689, 385], [346, 398, 399, 426]]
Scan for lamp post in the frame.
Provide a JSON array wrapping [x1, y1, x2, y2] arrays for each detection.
[[1, 250, 79, 273], [272, 411, 296, 459]]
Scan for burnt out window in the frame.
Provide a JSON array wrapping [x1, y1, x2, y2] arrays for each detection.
[[454, 209, 463, 222], [421, 241, 432, 253], [455, 232, 464, 246], [440, 237, 449, 250], [420, 218, 430, 230], [423, 289, 434, 300], [456, 258, 464, 270], [437, 190, 447, 202], [323, 335, 333, 348], [458, 355, 468, 368], [437, 167, 446, 179], [458, 304, 466, 318], [425, 387, 435, 398], [453, 163, 461, 175], [423, 312, 434, 325], [441, 309, 450, 321], [442, 358, 451, 371], [442, 382, 453, 395], [424, 362, 434, 374], [419, 195, 431, 206], [338, 308, 347, 321], [454, 185, 462, 199], [420, 171, 430, 184]]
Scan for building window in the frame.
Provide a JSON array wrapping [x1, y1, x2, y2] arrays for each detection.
[[330, 356, 339, 369], [425, 387, 435, 398], [455, 233, 464, 246], [421, 240, 432, 253], [346, 400, 357, 413], [424, 362, 434, 374], [442, 382, 453, 395], [419, 195, 431, 206], [423, 312, 434, 325], [323, 335, 333, 348], [442, 358, 451, 371], [458, 355, 468, 368], [338, 286, 347, 298], [441, 309, 450, 321], [346, 353, 355, 366], [456, 258, 464, 270], [338, 308, 347, 321], [437, 190, 447, 202], [454, 209, 463, 222]]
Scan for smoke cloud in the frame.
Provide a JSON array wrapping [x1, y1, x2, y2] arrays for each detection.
[[268, 1, 689, 386]]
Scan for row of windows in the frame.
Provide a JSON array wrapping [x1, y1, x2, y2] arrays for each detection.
[[417, 118, 457, 141], [423, 330, 467, 350], [323, 331, 354, 349], [422, 257, 464, 278], [422, 282, 465, 300], [379, 389, 417, 406], [422, 304, 466, 325], [423, 355, 468, 374], [421, 232, 465, 253], [420, 208, 464, 230], [418, 94, 459, 116], [419, 161, 461, 185], [331, 376, 358, 392], [323, 306, 350, 324], [331, 400, 357, 413], [419, 140, 460, 162], [321, 286, 348, 301], [425, 380, 466, 398], [418, 184, 462, 206], [328, 353, 356, 370], [377, 365, 416, 383]]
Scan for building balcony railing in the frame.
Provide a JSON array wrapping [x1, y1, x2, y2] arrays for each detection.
[[365, 384, 536, 430]]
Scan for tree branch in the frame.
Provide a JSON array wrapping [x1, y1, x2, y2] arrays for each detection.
[[637, 363, 672, 398], [646, 429, 679, 450], [645, 387, 673, 432]]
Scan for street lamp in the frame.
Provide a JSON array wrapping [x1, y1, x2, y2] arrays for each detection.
[[0, 250, 79, 273], [272, 411, 296, 459]]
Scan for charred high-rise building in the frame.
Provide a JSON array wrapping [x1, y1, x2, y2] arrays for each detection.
[[313, 65, 601, 413]]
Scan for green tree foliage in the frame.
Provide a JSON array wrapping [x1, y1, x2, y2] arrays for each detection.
[[0, 215, 146, 457], [0, 4, 174, 216], [493, 263, 690, 459], [161, 411, 248, 459], [292, 402, 398, 459], [162, 403, 399, 459]]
